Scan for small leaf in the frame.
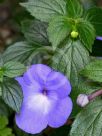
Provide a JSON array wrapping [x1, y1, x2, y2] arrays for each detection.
[[48, 16, 71, 49], [21, 19, 49, 45], [52, 39, 90, 86], [85, 7, 102, 36], [0, 116, 15, 136], [3, 61, 26, 78], [70, 99, 102, 136], [0, 116, 8, 130], [0, 128, 12, 136], [77, 20, 96, 51], [20, 0, 67, 22], [66, 0, 83, 18], [81, 60, 102, 82], [1, 78, 23, 112]]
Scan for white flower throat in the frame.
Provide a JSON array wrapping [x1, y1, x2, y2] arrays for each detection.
[[27, 93, 51, 115]]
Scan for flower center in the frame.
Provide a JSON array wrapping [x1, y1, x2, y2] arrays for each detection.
[[27, 94, 51, 115], [42, 88, 48, 96]]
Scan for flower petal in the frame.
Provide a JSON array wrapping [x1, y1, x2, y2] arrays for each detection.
[[46, 71, 71, 98], [15, 104, 48, 134], [48, 97, 72, 128], [16, 77, 42, 100], [96, 36, 102, 40], [24, 64, 52, 86]]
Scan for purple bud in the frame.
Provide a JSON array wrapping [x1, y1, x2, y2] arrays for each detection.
[[77, 94, 89, 107]]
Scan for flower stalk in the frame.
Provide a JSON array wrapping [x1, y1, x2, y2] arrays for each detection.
[[88, 89, 102, 101]]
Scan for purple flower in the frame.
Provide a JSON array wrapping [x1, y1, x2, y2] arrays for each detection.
[[96, 36, 102, 40], [15, 64, 72, 134]]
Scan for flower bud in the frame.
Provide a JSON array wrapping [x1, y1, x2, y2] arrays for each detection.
[[77, 94, 89, 107], [71, 31, 79, 38]]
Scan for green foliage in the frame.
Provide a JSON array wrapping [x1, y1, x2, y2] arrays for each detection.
[[81, 60, 102, 82], [0, 99, 11, 117], [1, 78, 23, 112], [0, 59, 25, 112], [0, 61, 26, 81], [85, 7, 102, 36], [3, 19, 52, 65], [0, 116, 15, 136], [0, 0, 102, 135], [3, 41, 52, 65], [77, 19, 95, 51], [0, 116, 8, 130], [3, 42, 40, 63], [3, 61, 26, 78], [20, 0, 96, 51], [70, 99, 102, 136], [20, 0, 67, 22], [80, 0, 95, 9], [66, 0, 83, 18], [48, 16, 71, 49], [52, 39, 90, 86], [21, 20, 49, 45], [0, 87, 2, 96]]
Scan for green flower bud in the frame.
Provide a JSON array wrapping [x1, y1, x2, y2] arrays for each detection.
[[71, 31, 79, 38]]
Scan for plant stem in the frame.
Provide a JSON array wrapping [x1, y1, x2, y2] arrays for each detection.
[[88, 89, 102, 101]]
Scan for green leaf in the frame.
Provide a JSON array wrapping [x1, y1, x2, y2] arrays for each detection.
[[0, 99, 11, 116], [21, 19, 49, 45], [70, 99, 102, 136], [3, 61, 26, 78], [0, 87, 2, 96], [81, 60, 102, 82], [80, 0, 95, 10], [77, 20, 95, 51], [52, 39, 90, 86], [3, 19, 51, 64], [48, 16, 72, 50], [0, 116, 8, 130], [0, 128, 12, 136], [0, 69, 4, 82], [0, 116, 15, 136], [1, 79, 23, 112], [85, 7, 102, 36], [3, 42, 52, 64], [3, 42, 34, 63], [20, 0, 67, 22], [66, 0, 83, 18]]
